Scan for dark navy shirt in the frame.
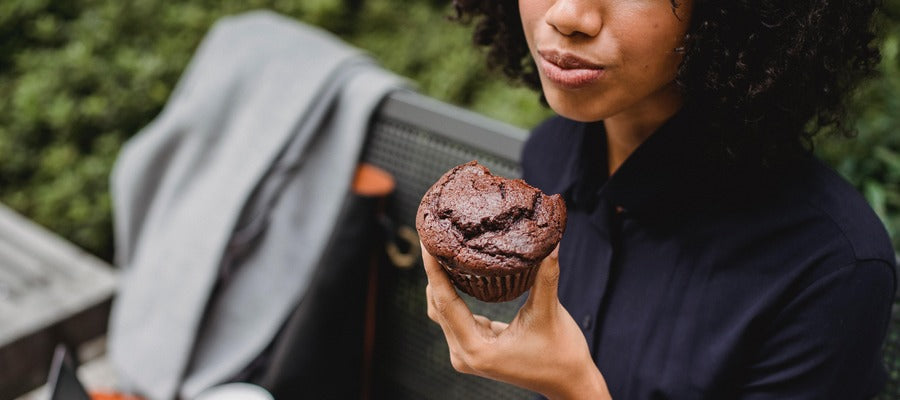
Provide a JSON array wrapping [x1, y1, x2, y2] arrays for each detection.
[[521, 112, 897, 399]]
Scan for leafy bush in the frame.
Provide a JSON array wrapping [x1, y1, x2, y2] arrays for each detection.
[[817, 3, 900, 250], [0, 0, 547, 261], [0, 0, 896, 260]]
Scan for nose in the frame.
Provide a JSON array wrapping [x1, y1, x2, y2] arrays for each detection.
[[545, 0, 602, 37]]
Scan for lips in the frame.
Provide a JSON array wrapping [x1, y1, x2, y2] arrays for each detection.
[[537, 50, 605, 89]]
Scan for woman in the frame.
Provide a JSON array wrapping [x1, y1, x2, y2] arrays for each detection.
[[421, 0, 897, 399]]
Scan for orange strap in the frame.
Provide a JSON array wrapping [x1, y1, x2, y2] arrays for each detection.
[[352, 163, 394, 400]]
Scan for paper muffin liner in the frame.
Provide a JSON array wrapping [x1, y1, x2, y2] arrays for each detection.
[[437, 260, 540, 303]]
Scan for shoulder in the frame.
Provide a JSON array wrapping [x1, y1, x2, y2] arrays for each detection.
[[741, 256, 894, 399], [717, 158, 896, 397], [794, 156, 895, 264], [698, 153, 896, 294], [756, 154, 898, 294]]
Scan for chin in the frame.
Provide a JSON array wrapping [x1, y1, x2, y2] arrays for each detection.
[[540, 77, 623, 122], [544, 91, 611, 123]]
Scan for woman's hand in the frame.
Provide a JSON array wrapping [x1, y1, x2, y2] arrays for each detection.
[[422, 244, 612, 400]]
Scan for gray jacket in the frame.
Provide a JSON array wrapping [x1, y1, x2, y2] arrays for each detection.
[[107, 11, 408, 399]]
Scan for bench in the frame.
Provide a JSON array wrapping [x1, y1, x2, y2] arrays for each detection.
[[2, 86, 899, 399]]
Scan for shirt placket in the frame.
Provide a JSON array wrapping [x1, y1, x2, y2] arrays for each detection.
[[573, 197, 624, 358], [592, 199, 627, 361]]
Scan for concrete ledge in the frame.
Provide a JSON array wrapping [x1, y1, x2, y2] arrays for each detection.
[[0, 204, 117, 399]]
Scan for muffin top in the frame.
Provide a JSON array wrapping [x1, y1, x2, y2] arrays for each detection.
[[416, 161, 567, 276]]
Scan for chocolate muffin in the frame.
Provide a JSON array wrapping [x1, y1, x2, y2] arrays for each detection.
[[416, 161, 567, 302]]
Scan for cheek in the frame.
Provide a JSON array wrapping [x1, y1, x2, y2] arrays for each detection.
[[619, 22, 685, 81], [518, 0, 543, 50]]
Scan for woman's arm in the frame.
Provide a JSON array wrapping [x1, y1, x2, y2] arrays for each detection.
[[422, 243, 612, 400], [737, 259, 895, 399]]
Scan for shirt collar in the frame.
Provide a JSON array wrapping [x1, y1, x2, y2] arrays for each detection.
[[559, 110, 723, 219], [538, 118, 604, 203]]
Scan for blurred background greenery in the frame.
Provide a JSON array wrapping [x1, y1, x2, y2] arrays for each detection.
[[0, 0, 897, 261]]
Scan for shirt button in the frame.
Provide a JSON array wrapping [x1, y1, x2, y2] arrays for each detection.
[[581, 315, 593, 330]]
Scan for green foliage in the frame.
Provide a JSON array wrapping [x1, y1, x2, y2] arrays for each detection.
[[817, 3, 900, 250], [0, 0, 896, 259], [0, 0, 548, 260]]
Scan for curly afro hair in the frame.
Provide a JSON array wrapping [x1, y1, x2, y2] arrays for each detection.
[[452, 0, 882, 165]]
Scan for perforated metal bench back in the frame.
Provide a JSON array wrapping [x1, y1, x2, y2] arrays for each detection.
[[361, 90, 534, 399]]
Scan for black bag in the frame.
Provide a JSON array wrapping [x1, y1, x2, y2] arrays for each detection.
[[253, 163, 394, 399]]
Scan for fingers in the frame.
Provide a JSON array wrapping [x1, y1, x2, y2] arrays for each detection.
[[473, 315, 508, 335], [427, 281, 480, 375], [421, 242, 477, 342], [421, 242, 455, 293], [524, 245, 561, 317], [490, 320, 510, 334], [427, 282, 463, 348], [473, 314, 492, 327], [426, 283, 438, 323], [422, 245, 514, 379]]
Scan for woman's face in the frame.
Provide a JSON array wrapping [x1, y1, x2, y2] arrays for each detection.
[[520, 0, 693, 122]]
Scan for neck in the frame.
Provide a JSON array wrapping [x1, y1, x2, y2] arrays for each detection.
[[603, 83, 684, 175]]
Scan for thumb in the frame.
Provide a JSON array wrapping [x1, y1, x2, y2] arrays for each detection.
[[524, 245, 561, 316]]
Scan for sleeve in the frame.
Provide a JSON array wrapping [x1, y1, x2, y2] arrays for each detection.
[[739, 259, 896, 399]]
